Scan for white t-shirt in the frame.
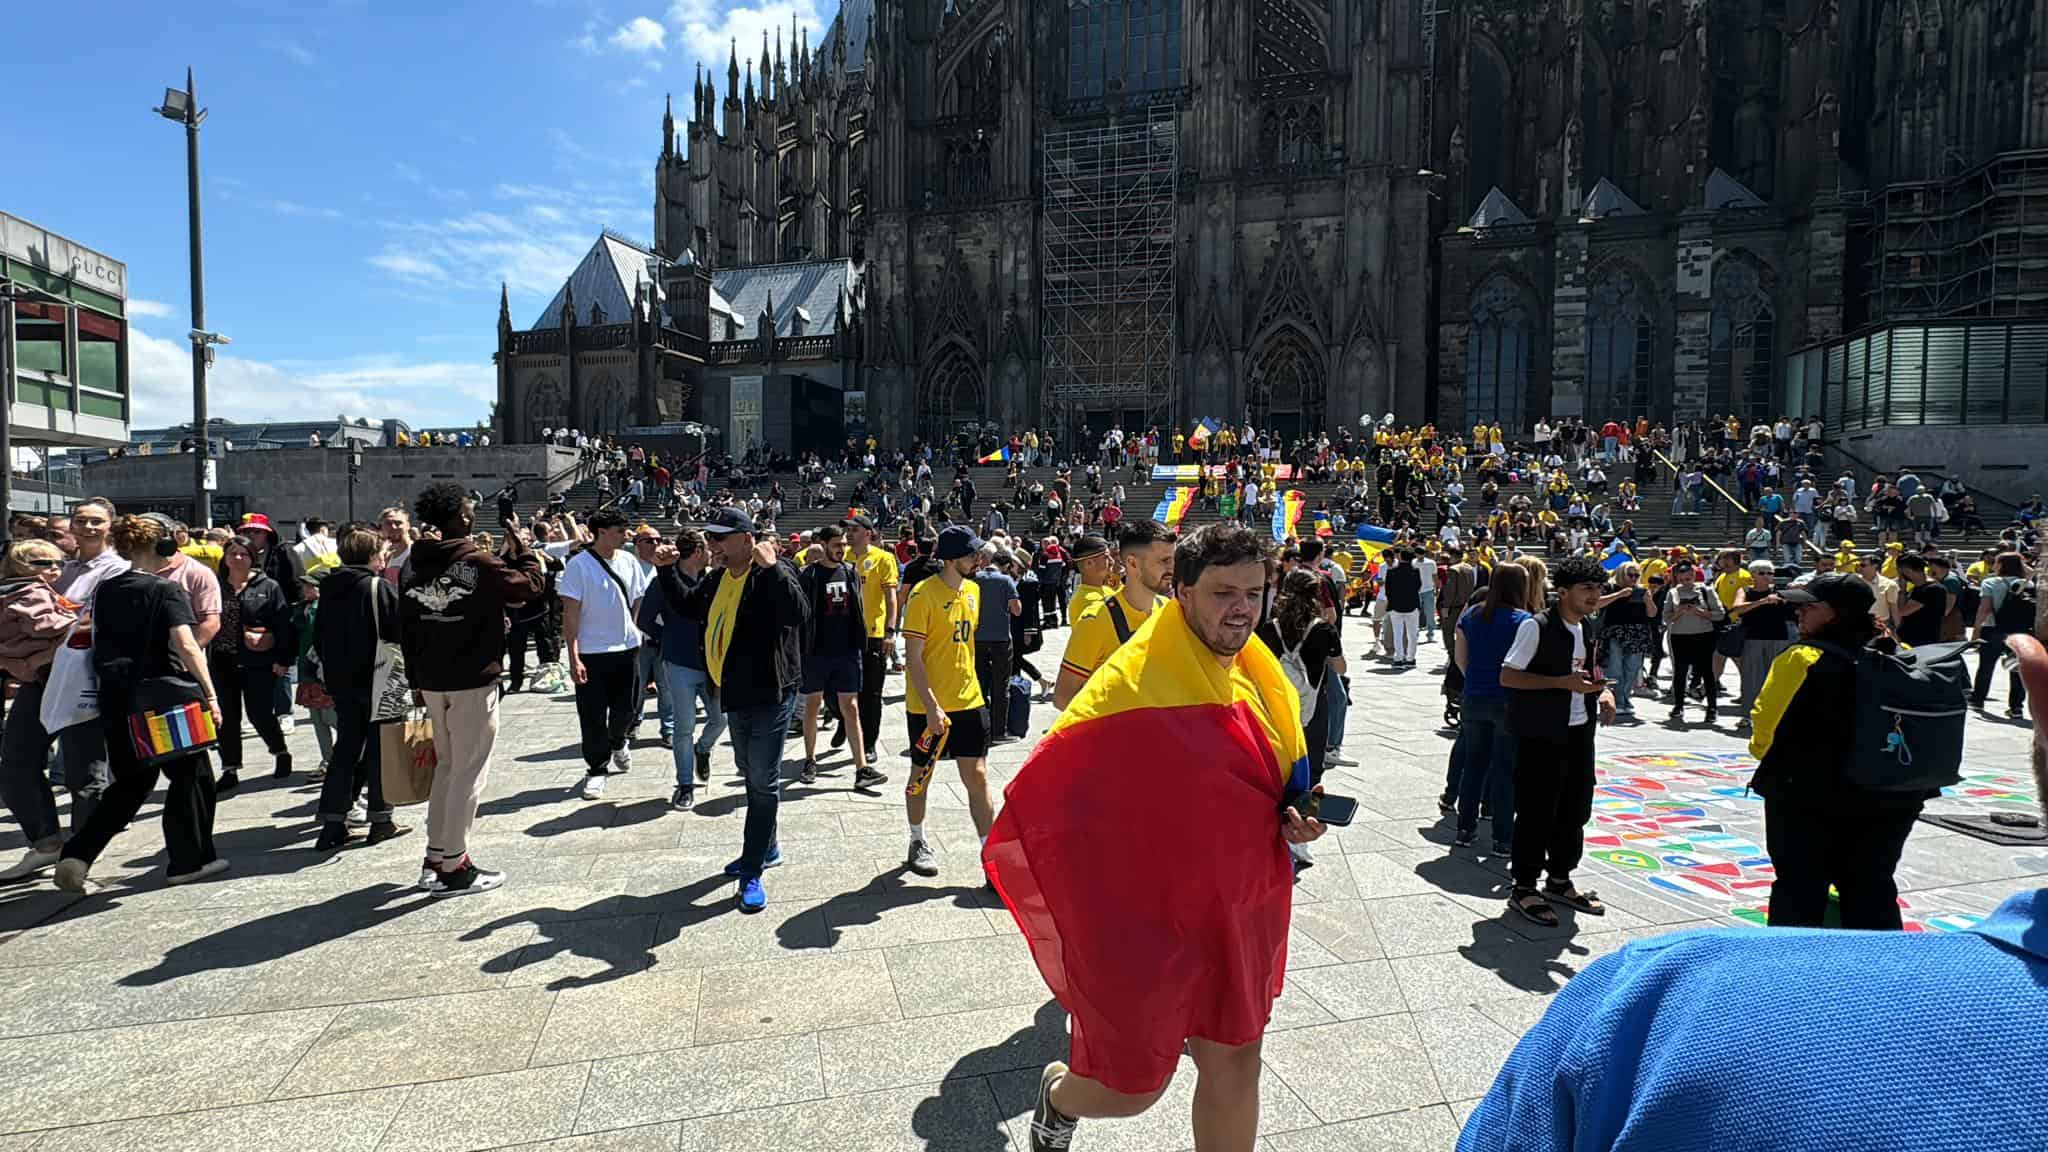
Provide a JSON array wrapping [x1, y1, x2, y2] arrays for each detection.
[[1503, 615, 1590, 727], [558, 547, 651, 654], [1417, 558, 1439, 593]]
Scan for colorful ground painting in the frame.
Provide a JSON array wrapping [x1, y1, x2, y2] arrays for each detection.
[[1588, 751, 2037, 934]]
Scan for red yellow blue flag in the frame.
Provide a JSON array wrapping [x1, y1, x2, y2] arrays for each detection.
[[983, 600, 1307, 1094], [1150, 485, 1196, 527], [978, 445, 1012, 464]]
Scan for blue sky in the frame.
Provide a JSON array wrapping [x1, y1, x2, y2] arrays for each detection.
[[6, 0, 829, 430]]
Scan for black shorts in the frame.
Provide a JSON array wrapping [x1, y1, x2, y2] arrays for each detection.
[[905, 706, 990, 791], [802, 649, 863, 695]]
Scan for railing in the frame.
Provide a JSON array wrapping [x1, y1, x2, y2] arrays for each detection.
[[705, 333, 842, 364], [655, 326, 705, 359], [577, 323, 638, 350], [508, 330, 563, 355]]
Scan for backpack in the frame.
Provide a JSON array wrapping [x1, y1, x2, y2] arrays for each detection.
[[1275, 628, 1319, 725], [1993, 577, 2037, 634], [1808, 639, 1972, 792]]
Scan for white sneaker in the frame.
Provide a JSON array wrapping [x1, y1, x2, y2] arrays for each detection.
[[277, 714, 297, 734], [166, 858, 230, 885], [0, 848, 61, 883], [611, 747, 632, 773], [346, 803, 370, 827], [581, 774, 609, 800], [1327, 750, 1359, 768]]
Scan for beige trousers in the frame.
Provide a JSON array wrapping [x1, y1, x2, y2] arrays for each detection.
[[421, 685, 500, 864]]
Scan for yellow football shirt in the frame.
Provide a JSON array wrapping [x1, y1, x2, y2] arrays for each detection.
[[1069, 581, 1107, 624], [1061, 591, 1151, 680], [903, 576, 983, 714], [854, 547, 900, 639]]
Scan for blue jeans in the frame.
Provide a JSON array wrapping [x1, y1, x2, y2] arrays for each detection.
[[636, 645, 674, 740], [1420, 590, 1437, 636], [663, 661, 727, 791], [1455, 693, 1516, 847], [725, 690, 796, 879], [1604, 640, 1645, 715], [1325, 674, 1350, 752]]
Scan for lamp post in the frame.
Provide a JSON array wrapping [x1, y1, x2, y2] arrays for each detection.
[[348, 445, 363, 523], [155, 69, 213, 528]]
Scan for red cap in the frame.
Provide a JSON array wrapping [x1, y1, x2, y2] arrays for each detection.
[[240, 513, 275, 535]]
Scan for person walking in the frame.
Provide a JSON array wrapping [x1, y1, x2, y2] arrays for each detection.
[[1662, 559, 1725, 724], [628, 526, 675, 749], [901, 525, 998, 880], [971, 544, 1023, 742], [844, 515, 899, 764], [1728, 561, 1796, 718], [1384, 549, 1423, 668], [398, 483, 543, 893], [0, 540, 82, 880], [560, 510, 650, 800], [1499, 555, 1618, 926], [1452, 562, 1531, 854], [987, 523, 1327, 1152], [1970, 552, 2033, 717], [1595, 562, 1655, 720], [1748, 573, 1926, 929], [312, 528, 408, 853], [796, 525, 884, 788], [654, 508, 807, 911], [1054, 521, 1175, 709], [46, 498, 125, 827], [212, 535, 296, 791], [54, 515, 227, 890], [644, 528, 727, 810], [1255, 567, 1345, 803]]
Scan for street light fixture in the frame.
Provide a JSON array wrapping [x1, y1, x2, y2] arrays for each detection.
[[153, 67, 213, 527]]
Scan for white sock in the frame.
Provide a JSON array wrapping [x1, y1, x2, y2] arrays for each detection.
[[909, 823, 926, 844]]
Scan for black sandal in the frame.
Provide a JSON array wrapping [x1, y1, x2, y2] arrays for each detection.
[[1509, 888, 1559, 927], [1544, 883, 1607, 916]]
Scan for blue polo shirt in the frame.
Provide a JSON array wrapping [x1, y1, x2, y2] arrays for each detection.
[[1458, 889, 2048, 1152]]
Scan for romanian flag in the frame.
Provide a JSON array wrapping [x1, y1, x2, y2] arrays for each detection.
[[1311, 511, 1334, 538], [1151, 485, 1197, 528], [983, 600, 1308, 1094], [978, 445, 1013, 464], [1271, 489, 1306, 540], [1188, 418, 1219, 448], [1354, 539, 1390, 566]]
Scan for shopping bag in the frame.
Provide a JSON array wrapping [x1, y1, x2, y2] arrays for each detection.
[[367, 582, 412, 724], [379, 711, 437, 806], [39, 622, 99, 734]]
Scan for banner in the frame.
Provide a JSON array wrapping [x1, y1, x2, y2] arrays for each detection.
[[978, 445, 1013, 464], [1151, 485, 1197, 528], [1150, 464, 1299, 483], [1271, 490, 1306, 541]]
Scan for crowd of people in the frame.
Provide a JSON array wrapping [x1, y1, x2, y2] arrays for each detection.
[[0, 401, 2040, 1151]]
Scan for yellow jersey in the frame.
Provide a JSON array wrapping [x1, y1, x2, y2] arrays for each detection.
[[1061, 591, 1152, 681], [1069, 582, 1107, 623], [903, 576, 983, 714], [853, 546, 900, 639]]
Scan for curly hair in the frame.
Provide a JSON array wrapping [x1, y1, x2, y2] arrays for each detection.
[[414, 482, 471, 534], [109, 514, 169, 560], [1551, 555, 1609, 590]]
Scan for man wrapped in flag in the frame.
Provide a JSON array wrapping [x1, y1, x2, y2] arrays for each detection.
[[984, 523, 1328, 1151]]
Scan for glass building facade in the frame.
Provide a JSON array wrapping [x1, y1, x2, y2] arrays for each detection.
[[1784, 320, 2048, 431], [1, 211, 132, 448]]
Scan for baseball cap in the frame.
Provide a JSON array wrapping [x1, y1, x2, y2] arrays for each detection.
[[1069, 534, 1111, 561], [703, 507, 756, 536], [1779, 572, 1877, 618], [935, 525, 985, 561], [841, 513, 876, 531]]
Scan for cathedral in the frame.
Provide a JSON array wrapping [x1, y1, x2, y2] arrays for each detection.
[[495, 0, 2048, 459]]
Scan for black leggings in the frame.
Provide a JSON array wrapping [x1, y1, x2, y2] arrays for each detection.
[[209, 651, 286, 769], [1667, 632, 1718, 709]]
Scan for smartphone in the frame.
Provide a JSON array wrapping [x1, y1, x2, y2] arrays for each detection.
[[1282, 790, 1359, 827]]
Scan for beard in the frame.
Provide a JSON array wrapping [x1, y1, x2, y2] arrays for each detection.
[[1186, 609, 1256, 659]]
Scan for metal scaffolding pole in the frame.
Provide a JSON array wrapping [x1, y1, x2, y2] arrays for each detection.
[[1039, 107, 1179, 427]]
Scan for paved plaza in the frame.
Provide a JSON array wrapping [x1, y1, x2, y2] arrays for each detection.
[[0, 626, 2040, 1152]]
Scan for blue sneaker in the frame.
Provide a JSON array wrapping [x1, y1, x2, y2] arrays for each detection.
[[738, 876, 767, 913], [722, 846, 783, 876]]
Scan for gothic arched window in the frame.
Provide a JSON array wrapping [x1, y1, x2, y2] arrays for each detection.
[[1586, 268, 1655, 423], [1710, 257, 1776, 426], [1465, 275, 1532, 432]]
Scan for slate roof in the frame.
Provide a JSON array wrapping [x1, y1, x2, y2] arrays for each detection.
[[530, 234, 671, 330], [1466, 187, 1531, 229], [827, 0, 873, 74], [1704, 168, 1768, 210], [1582, 177, 1645, 219], [711, 259, 860, 339]]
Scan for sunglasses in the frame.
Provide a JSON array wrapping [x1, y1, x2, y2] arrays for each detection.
[[25, 558, 62, 570]]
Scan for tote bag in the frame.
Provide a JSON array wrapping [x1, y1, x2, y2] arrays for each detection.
[[39, 621, 100, 734], [367, 579, 412, 724]]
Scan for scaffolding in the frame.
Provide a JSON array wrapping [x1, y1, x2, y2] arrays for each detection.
[[1040, 108, 1180, 422], [1853, 148, 2048, 324]]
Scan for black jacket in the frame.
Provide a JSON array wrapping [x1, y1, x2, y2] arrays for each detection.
[[662, 557, 808, 712], [229, 573, 297, 671], [400, 535, 544, 691], [314, 566, 399, 701]]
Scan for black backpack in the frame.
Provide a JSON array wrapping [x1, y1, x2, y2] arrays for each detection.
[[1809, 639, 1972, 793], [1993, 578, 2037, 634]]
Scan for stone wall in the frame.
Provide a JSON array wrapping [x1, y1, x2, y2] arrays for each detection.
[[79, 445, 578, 532], [1830, 426, 2046, 509]]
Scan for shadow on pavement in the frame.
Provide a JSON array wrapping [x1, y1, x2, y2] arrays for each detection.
[[117, 882, 425, 985], [796, 868, 989, 949], [912, 998, 1067, 1152]]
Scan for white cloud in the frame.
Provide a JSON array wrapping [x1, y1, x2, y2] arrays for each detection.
[[274, 40, 317, 67], [127, 328, 495, 428], [392, 161, 425, 183], [368, 252, 447, 280], [367, 208, 594, 299], [667, 0, 827, 85], [610, 15, 668, 52], [269, 200, 345, 220], [128, 299, 176, 319]]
